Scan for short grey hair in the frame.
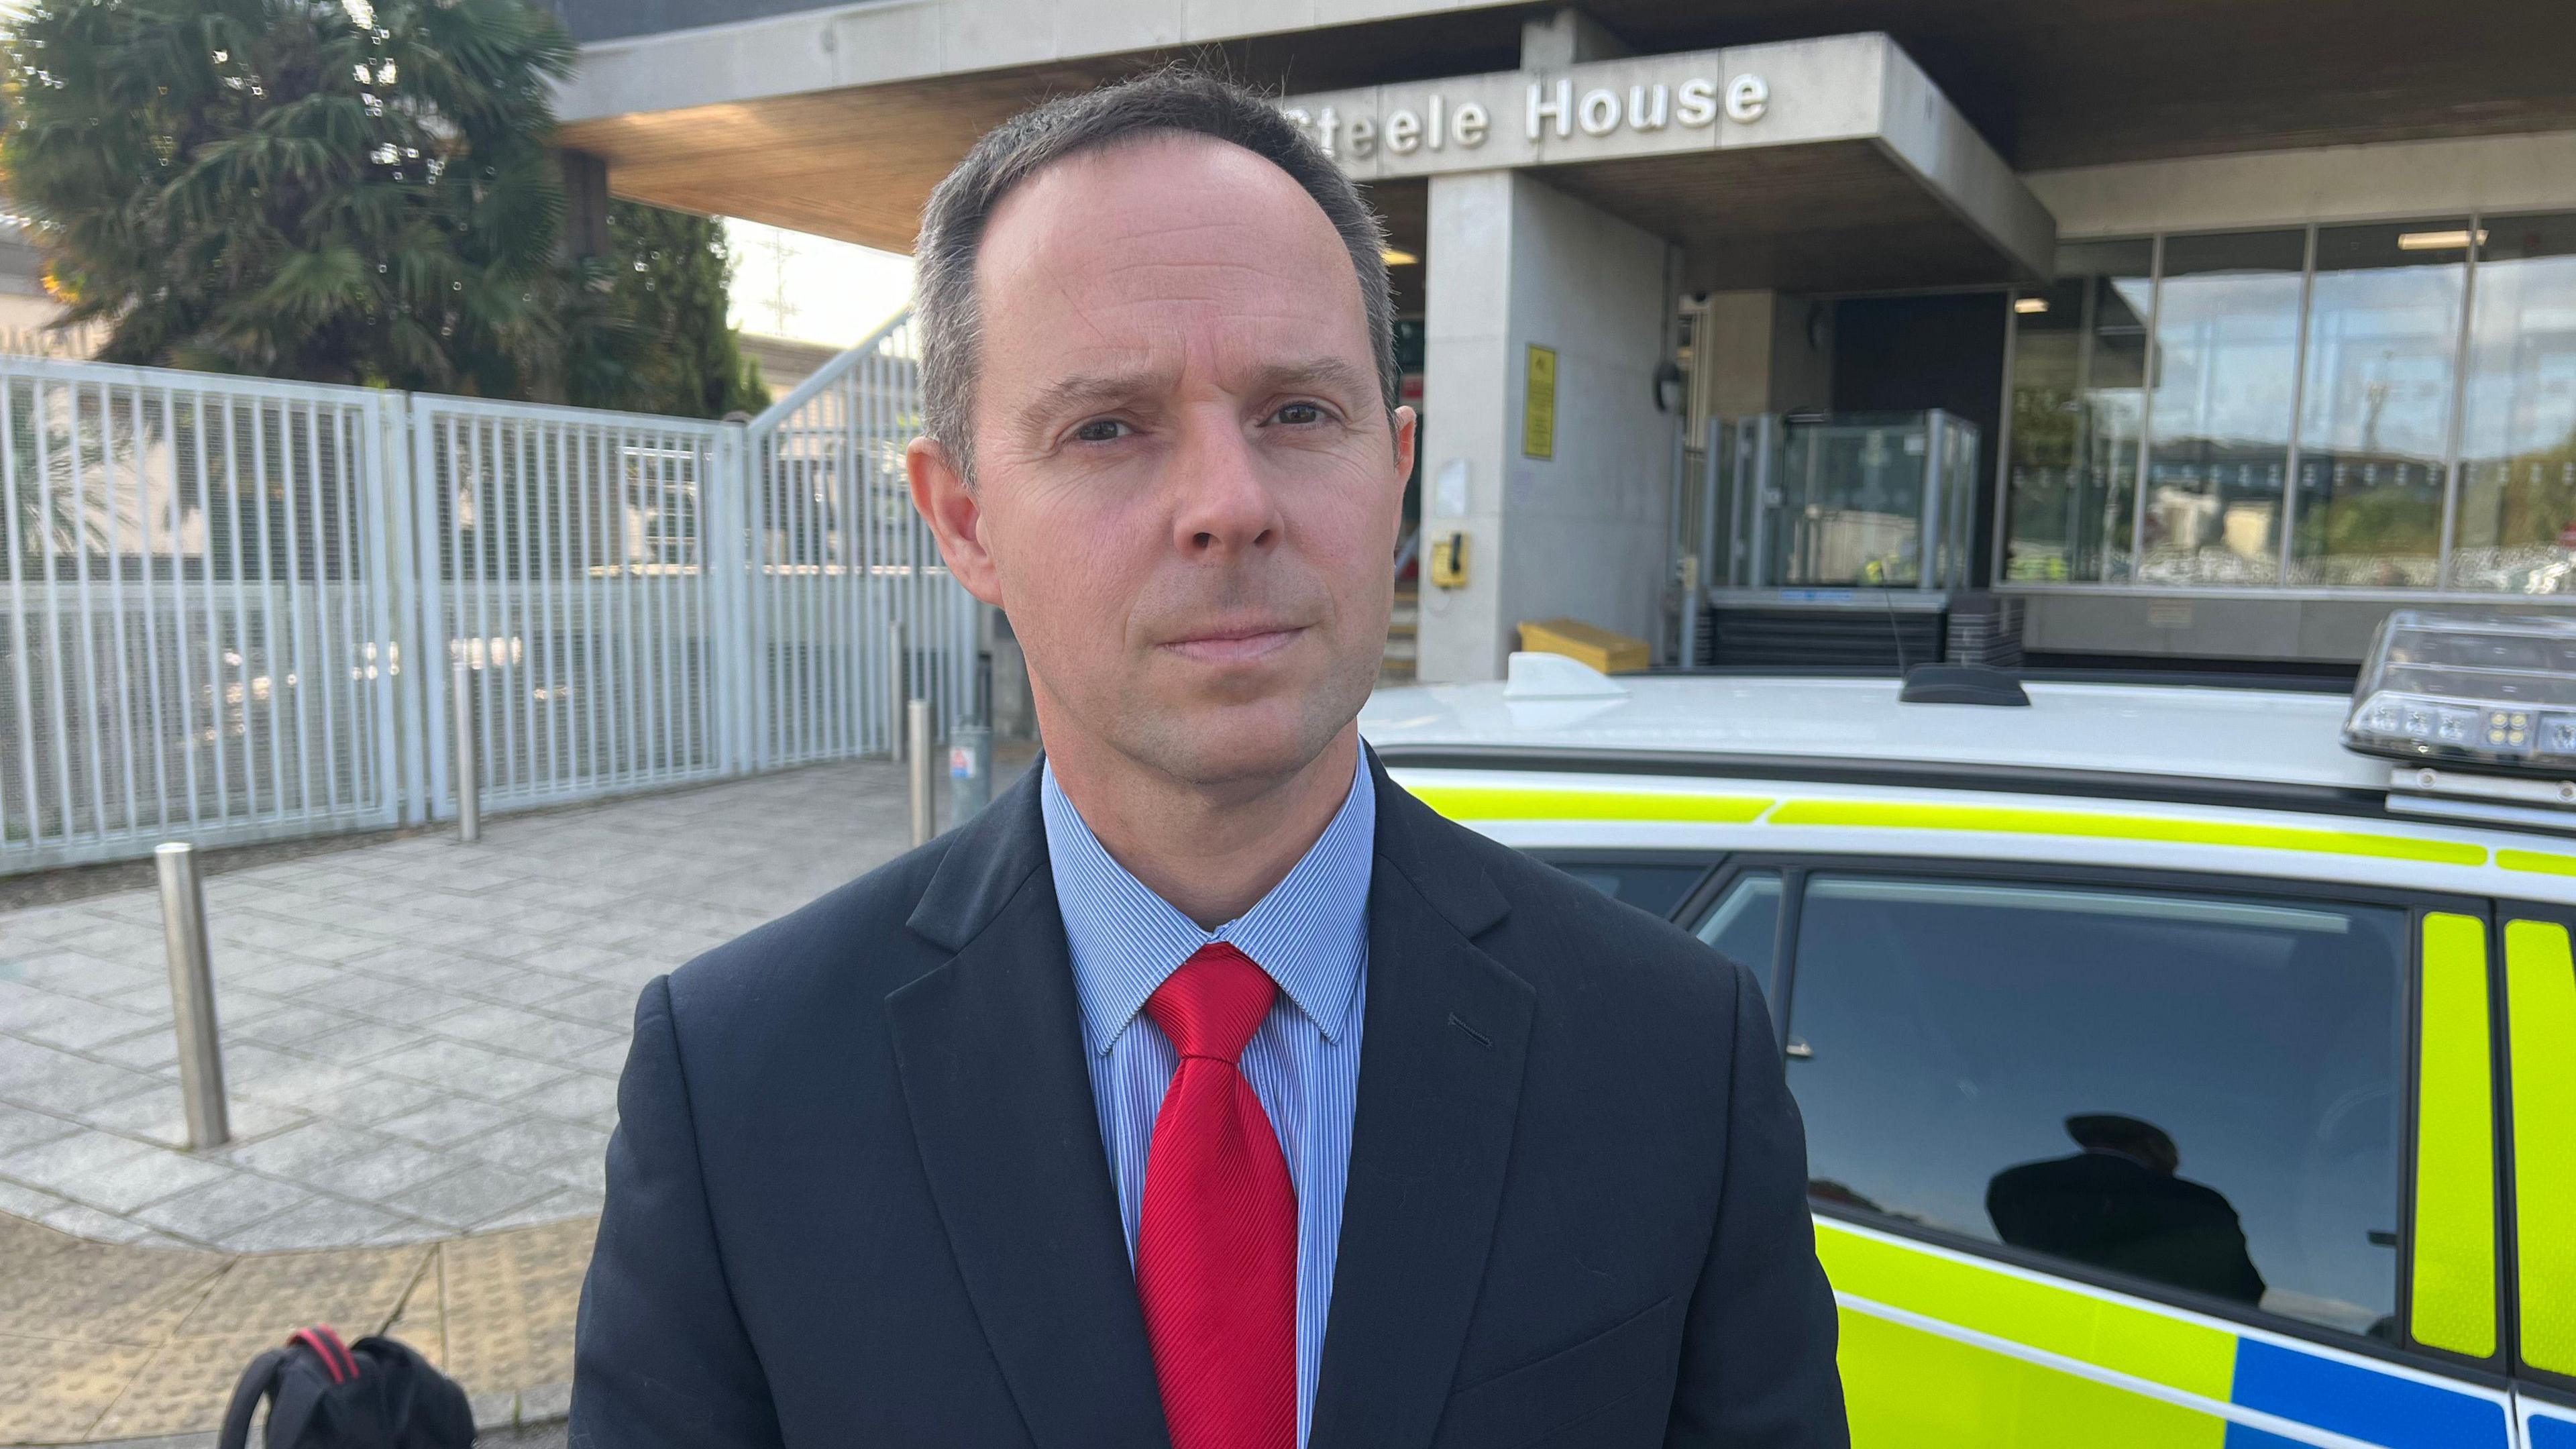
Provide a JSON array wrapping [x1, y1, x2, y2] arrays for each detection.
[[913, 69, 1398, 478]]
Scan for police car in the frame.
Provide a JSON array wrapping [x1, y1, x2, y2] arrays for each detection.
[[1359, 610, 2576, 1449]]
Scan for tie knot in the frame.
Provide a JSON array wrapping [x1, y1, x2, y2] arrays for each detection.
[[1144, 943, 1277, 1065]]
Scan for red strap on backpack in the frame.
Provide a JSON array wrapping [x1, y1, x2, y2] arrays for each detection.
[[290, 1325, 360, 1384]]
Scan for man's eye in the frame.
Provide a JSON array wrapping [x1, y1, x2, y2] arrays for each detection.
[[1273, 402, 1326, 425], [1071, 418, 1131, 443]]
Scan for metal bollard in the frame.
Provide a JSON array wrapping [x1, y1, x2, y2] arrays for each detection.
[[154, 843, 229, 1150], [452, 657, 481, 844], [888, 619, 908, 765], [908, 698, 936, 847], [948, 723, 992, 824]]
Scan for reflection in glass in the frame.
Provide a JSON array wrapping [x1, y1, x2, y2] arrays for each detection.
[[2002, 241, 2151, 582], [2452, 214, 2576, 592], [2144, 231, 2306, 585], [1693, 871, 1782, 1001], [1988, 1113, 2265, 1304], [2290, 223, 2467, 587], [1784, 875, 2406, 1338]]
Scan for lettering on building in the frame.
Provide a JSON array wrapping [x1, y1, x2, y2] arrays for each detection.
[[1281, 70, 1768, 162]]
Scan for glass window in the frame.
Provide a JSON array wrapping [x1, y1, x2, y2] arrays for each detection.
[[1692, 870, 1783, 1000], [2290, 222, 2468, 588], [2004, 278, 2087, 582], [1544, 858, 1708, 920], [2452, 213, 2576, 594], [2143, 231, 2307, 586], [2002, 241, 2152, 584], [1784, 874, 2408, 1340]]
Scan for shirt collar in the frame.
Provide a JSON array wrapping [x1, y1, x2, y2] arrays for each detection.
[[1041, 753, 1374, 1056]]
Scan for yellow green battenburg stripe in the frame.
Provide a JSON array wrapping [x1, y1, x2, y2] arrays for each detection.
[[1768, 800, 2487, 866], [1816, 1223, 2234, 1448], [2497, 849, 2576, 877], [2505, 919, 2576, 1376], [1407, 785, 1773, 824], [2413, 912, 2498, 1358]]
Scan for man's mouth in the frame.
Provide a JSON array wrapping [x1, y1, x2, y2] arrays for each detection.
[[1161, 623, 1307, 665]]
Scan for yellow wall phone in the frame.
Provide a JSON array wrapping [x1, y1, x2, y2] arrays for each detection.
[[1429, 531, 1468, 589]]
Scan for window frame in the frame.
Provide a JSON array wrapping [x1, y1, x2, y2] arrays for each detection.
[[1661, 847, 2509, 1384], [1521, 849, 1715, 924], [2494, 902, 2576, 1404]]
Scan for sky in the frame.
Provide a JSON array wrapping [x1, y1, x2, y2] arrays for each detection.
[[723, 218, 916, 350]]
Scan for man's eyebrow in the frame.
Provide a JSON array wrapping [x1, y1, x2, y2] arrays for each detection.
[[1016, 370, 1169, 431], [1245, 358, 1378, 402], [1014, 357, 1381, 433]]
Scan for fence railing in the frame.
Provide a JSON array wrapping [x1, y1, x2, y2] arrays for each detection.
[[0, 317, 981, 872], [412, 394, 741, 819], [745, 313, 979, 770]]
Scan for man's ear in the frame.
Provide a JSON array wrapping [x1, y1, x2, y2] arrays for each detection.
[[1390, 405, 1419, 523], [907, 435, 1004, 607]]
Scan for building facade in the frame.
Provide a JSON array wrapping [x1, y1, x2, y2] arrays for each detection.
[[539, 0, 2576, 678]]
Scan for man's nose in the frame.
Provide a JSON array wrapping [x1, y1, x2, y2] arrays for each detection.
[[1169, 413, 1282, 557]]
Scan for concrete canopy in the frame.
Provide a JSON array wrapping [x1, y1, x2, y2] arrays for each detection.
[[1279, 34, 2055, 294], [547, 0, 2576, 256]]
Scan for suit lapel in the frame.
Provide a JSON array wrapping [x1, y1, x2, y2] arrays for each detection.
[[886, 768, 1171, 1449], [1308, 762, 1534, 1449]]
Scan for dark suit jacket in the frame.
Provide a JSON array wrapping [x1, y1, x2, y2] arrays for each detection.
[[571, 755, 1847, 1448]]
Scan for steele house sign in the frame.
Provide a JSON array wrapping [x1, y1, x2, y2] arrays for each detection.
[[1271, 35, 1960, 184], [1283, 72, 1770, 162]]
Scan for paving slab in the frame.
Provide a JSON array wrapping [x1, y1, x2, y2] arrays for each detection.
[[0, 757, 1022, 1250]]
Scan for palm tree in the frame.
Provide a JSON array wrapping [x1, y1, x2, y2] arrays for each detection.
[[0, 0, 591, 399]]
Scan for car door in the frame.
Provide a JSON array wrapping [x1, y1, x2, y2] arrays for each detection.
[[1682, 858, 2518, 1447], [2499, 912, 2576, 1448]]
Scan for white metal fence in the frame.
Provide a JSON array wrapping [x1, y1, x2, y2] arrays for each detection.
[[0, 362, 408, 867], [0, 317, 982, 873], [413, 396, 741, 818], [745, 313, 979, 770]]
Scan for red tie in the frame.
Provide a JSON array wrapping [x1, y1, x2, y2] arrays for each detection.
[[1135, 942, 1297, 1449]]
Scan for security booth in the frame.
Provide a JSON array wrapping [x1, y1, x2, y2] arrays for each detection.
[[1671, 410, 2011, 668]]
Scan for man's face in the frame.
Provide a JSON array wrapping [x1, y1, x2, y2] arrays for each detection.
[[915, 133, 1413, 791]]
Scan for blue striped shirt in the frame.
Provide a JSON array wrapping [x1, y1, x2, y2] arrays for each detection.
[[1040, 756, 1372, 1449]]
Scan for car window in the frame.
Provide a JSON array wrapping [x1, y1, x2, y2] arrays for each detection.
[[1693, 871, 1783, 1000], [1784, 873, 2410, 1342], [1544, 859, 1709, 920]]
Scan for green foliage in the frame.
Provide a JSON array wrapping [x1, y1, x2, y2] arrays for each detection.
[[0, 0, 588, 396], [604, 199, 765, 419]]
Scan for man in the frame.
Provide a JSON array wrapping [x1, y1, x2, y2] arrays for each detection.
[[572, 70, 1845, 1448]]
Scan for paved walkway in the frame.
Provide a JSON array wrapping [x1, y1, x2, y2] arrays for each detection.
[[0, 755, 1029, 1443], [0, 760, 953, 1252]]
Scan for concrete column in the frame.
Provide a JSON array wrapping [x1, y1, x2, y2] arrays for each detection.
[[1417, 170, 1678, 684], [1519, 7, 1631, 68], [1695, 289, 1834, 418]]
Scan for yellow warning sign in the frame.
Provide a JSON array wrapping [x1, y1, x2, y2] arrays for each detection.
[[1522, 344, 1556, 460]]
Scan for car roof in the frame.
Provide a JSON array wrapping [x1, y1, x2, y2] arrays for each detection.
[[1359, 673, 2383, 796]]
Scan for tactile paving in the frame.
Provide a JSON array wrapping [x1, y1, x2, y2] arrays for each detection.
[[174, 1244, 429, 1339], [0, 1229, 223, 1346], [0, 1207, 598, 1444], [0, 1332, 156, 1444], [84, 1330, 289, 1441], [437, 1217, 596, 1397], [381, 1251, 447, 1371]]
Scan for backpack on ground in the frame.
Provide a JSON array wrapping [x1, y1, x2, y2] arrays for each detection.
[[217, 1326, 474, 1449]]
